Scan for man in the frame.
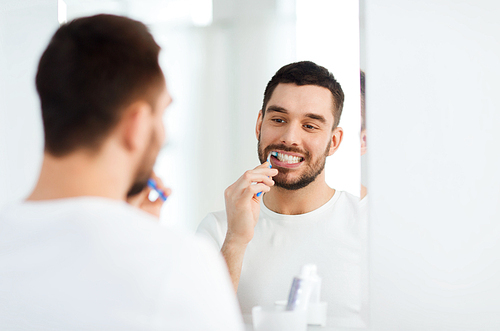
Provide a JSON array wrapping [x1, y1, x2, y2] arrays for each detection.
[[197, 61, 367, 325], [0, 15, 244, 330]]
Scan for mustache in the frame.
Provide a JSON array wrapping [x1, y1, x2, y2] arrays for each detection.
[[264, 144, 310, 158]]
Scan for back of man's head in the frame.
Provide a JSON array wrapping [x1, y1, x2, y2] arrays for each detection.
[[261, 61, 345, 129], [36, 14, 164, 157]]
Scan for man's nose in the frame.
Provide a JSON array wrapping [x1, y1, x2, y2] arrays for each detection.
[[280, 124, 300, 146]]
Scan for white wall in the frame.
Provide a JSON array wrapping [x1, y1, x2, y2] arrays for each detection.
[[0, 0, 58, 211], [365, 0, 500, 329]]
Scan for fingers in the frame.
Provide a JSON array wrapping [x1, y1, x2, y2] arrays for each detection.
[[136, 187, 151, 201], [248, 174, 275, 187], [225, 162, 280, 200], [225, 164, 279, 200], [148, 192, 166, 210], [240, 167, 278, 185], [248, 183, 272, 198], [226, 178, 274, 202], [149, 172, 171, 202], [254, 161, 279, 174]]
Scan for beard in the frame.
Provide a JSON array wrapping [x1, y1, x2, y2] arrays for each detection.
[[257, 136, 331, 191], [126, 131, 159, 198]]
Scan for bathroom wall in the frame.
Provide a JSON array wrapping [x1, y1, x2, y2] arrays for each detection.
[[364, 0, 500, 329]]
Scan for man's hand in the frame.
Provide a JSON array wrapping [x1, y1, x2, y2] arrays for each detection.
[[224, 162, 278, 245], [127, 173, 171, 219], [222, 162, 278, 291]]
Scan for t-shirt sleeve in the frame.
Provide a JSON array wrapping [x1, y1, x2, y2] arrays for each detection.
[[196, 212, 226, 251], [156, 236, 244, 331]]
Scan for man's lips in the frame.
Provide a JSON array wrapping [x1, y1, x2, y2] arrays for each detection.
[[270, 151, 305, 168]]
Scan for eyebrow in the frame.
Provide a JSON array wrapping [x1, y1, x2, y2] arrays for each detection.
[[267, 105, 327, 124], [305, 113, 327, 124], [266, 105, 287, 114]]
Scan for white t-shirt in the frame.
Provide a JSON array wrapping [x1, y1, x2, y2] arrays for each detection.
[[197, 190, 368, 328], [0, 197, 244, 331]]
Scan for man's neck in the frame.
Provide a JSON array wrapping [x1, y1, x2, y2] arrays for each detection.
[[27, 149, 130, 202], [263, 175, 335, 215]]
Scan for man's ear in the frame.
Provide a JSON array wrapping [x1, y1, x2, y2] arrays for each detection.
[[328, 127, 344, 156], [360, 129, 367, 156], [119, 101, 152, 152], [255, 110, 263, 140]]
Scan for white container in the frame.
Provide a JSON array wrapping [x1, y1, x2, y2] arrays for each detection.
[[307, 301, 328, 326], [275, 300, 328, 326], [252, 305, 307, 331]]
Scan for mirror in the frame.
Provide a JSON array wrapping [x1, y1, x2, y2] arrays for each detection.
[[4, 0, 367, 328]]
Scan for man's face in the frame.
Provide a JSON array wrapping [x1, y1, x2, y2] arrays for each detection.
[[127, 84, 171, 197], [257, 83, 342, 190]]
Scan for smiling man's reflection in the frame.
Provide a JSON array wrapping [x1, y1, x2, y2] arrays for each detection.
[[197, 61, 367, 325]]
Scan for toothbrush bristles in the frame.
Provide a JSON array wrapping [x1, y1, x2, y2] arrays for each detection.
[[268, 151, 278, 162]]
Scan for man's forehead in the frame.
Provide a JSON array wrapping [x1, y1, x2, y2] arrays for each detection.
[[266, 83, 336, 121]]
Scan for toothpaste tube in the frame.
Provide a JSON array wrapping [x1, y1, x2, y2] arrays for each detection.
[[286, 264, 320, 311]]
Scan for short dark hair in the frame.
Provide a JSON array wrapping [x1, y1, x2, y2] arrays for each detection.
[[36, 14, 164, 156], [261, 61, 345, 129]]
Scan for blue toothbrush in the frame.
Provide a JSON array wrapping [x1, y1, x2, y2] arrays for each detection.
[[147, 179, 168, 202], [256, 151, 278, 197]]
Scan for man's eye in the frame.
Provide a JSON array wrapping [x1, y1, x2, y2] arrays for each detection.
[[304, 124, 316, 130], [272, 118, 285, 123]]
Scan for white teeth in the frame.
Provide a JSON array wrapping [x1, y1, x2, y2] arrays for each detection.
[[277, 152, 302, 164]]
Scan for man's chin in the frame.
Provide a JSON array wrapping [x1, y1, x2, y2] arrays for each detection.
[[274, 178, 314, 191], [273, 169, 324, 191], [275, 181, 310, 191]]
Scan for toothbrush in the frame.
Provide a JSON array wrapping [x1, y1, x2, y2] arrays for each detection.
[[147, 178, 168, 202], [256, 151, 278, 197]]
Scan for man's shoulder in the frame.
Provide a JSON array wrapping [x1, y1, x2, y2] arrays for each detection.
[[0, 197, 224, 282], [0, 197, 198, 253], [333, 191, 368, 231], [205, 209, 228, 221], [322, 190, 364, 219], [336, 190, 362, 208], [196, 210, 228, 250], [337, 190, 361, 201], [198, 209, 228, 229]]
